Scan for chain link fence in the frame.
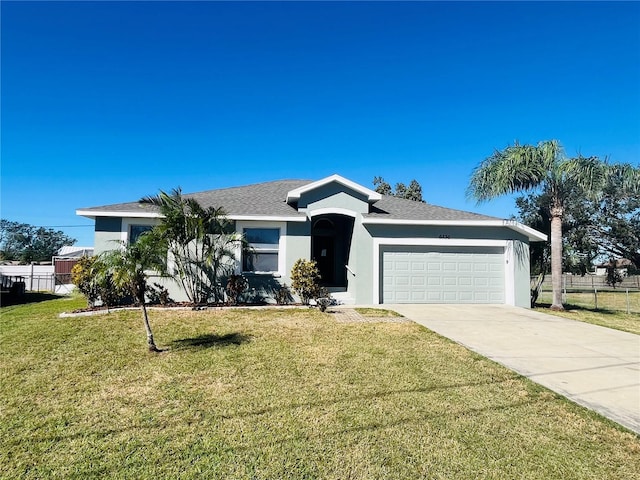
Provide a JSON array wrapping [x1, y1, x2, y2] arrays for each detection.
[[534, 274, 640, 314]]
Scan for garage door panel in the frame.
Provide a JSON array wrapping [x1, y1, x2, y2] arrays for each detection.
[[428, 291, 444, 301], [382, 246, 505, 304], [411, 291, 426, 301], [459, 291, 474, 301], [474, 290, 490, 299]]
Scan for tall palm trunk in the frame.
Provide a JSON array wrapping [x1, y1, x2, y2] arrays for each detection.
[[549, 209, 564, 311], [141, 302, 159, 352], [137, 286, 159, 352]]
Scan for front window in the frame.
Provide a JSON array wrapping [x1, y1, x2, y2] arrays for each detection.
[[130, 225, 153, 244], [243, 228, 279, 272]]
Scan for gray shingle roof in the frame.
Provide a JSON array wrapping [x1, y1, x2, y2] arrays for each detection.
[[365, 195, 500, 221], [78, 179, 502, 222]]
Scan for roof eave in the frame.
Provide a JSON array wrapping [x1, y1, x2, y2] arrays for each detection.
[[76, 209, 307, 223], [361, 218, 547, 242], [76, 209, 163, 219]]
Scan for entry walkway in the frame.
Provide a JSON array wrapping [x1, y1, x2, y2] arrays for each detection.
[[387, 304, 640, 434]]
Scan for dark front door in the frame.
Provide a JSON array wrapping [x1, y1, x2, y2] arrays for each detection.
[[311, 215, 354, 288], [312, 235, 335, 285]]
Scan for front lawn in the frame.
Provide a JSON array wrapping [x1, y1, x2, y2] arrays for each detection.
[[1, 297, 638, 479], [535, 302, 640, 335]]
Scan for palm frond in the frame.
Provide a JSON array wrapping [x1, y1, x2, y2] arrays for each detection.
[[467, 141, 561, 202]]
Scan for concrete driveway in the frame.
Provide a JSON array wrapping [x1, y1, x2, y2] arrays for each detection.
[[387, 304, 640, 434]]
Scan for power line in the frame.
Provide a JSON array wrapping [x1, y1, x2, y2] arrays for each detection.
[[37, 225, 94, 228]]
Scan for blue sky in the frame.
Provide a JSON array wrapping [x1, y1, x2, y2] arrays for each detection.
[[2, 1, 639, 247]]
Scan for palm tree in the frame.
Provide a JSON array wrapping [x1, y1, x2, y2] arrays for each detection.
[[140, 189, 243, 305], [95, 232, 167, 352], [467, 140, 607, 310]]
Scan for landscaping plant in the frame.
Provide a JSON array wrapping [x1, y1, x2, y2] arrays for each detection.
[[140, 188, 244, 305], [94, 232, 167, 352], [225, 274, 248, 305], [290, 258, 325, 305]]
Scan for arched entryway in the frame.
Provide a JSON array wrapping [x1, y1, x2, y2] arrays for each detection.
[[311, 214, 354, 288]]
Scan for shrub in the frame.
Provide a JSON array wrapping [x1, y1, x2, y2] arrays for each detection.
[[146, 283, 173, 305], [71, 257, 100, 307], [275, 284, 293, 305], [606, 265, 623, 288], [71, 255, 130, 308], [290, 259, 327, 306], [225, 274, 248, 305]]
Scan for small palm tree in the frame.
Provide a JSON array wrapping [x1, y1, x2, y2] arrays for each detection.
[[140, 189, 243, 305], [468, 140, 607, 310], [95, 232, 167, 352]]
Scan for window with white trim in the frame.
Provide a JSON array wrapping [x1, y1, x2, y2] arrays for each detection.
[[243, 228, 280, 273]]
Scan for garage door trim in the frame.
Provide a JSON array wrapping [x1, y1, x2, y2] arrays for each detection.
[[372, 238, 515, 305]]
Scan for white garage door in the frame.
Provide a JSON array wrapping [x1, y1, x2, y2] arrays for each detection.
[[382, 246, 505, 304]]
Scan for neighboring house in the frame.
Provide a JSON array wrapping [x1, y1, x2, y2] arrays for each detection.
[[54, 246, 95, 294], [77, 174, 546, 307], [594, 258, 633, 277]]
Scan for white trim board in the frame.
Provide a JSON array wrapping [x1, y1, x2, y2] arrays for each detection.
[[362, 218, 547, 242], [77, 209, 307, 223], [286, 174, 381, 203], [371, 238, 514, 306]]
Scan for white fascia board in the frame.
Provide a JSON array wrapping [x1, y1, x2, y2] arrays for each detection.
[[76, 209, 162, 219], [76, 210, 307, 223], [362, 218, 547, 242], [286, 174, 382, 203], [228, 215, 307, 222], [504, 222, 548, 242]]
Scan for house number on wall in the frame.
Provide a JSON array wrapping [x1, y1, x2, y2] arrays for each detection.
[[439, 234, 451, 239]]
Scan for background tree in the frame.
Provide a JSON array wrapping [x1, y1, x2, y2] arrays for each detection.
[[468, 140, 608, 311], [0, 220, 76, 263], [373, 177, 425, 203], [140, 189, 243, 305], [516, 163, 640, 275], [372, 176, 392, 195], [589, 163, 640, 267], [94, 233, 167, 352], [515, 190, 599, 276]]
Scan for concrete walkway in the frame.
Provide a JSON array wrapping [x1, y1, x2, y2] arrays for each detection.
[[386, 304, 640, 434]]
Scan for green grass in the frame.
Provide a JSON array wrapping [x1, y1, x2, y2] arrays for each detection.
[[535, 304, 640, 335], [537, 289, 640, 315], [2, 297, 639, 479], [535, 290, 640, 335]]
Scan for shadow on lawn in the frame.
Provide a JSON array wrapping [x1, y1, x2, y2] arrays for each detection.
[[0, 292, 63, 307], [535, 302, 622, 315], [170, 332, 251, 350]]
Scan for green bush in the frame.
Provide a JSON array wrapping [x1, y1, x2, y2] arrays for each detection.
[[71, 257, 100, 307], [225, 274, 248, 305], [275, 284, 293, 305], [290, 259, 329, 306], [70, 256, 130, 308]]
